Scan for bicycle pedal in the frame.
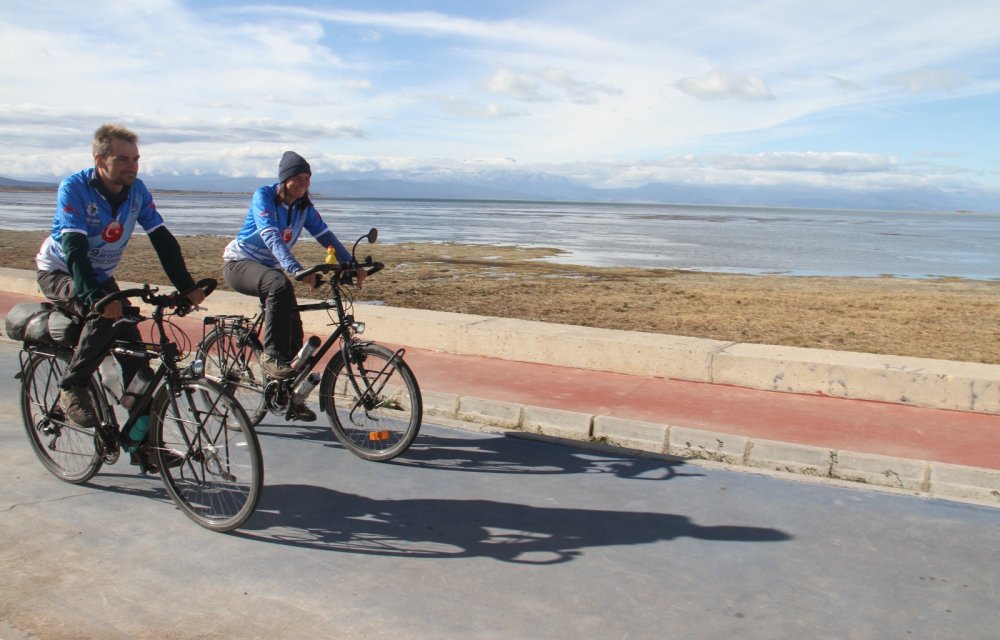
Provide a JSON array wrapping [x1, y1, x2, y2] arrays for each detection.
[[95, 426, 120, 464]]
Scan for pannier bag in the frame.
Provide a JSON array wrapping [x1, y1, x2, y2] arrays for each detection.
[[4, 302, 82, 347]]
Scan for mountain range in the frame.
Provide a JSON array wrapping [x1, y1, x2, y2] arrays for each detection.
[[2, 172, 996, 213]]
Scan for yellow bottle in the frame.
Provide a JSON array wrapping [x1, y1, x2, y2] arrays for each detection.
[[325, 246, 336, 264]]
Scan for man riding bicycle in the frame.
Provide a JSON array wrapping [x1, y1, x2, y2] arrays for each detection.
[[35, 123, 207, 429]]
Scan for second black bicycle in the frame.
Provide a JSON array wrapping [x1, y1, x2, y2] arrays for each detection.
[[197, 228, 423, 462]]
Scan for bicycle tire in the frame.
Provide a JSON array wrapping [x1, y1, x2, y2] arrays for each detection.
[[150, 378, 263, 532], [19, 349, 104, 483], [197, 325, 268, 426], [319, 342, 422, 462]]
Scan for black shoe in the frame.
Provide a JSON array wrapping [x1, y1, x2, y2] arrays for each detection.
[[59, 385, 98, 429], [289, 401, 316, 422], [260, 353, 296, 379]]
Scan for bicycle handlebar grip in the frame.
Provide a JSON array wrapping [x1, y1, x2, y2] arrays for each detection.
[[93, 286, 150, 314], [337, 261, 384, 285], [297, 259, 382, 285], [294, 264, 338, 281], [294, 266, 316, 281], [172, 278, 218, 317], [190, 278, 218, 297]]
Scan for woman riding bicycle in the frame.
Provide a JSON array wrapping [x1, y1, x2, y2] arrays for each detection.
[[221, 151, 365, 421]]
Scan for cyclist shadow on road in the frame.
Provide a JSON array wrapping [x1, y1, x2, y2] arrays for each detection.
[[234, 484, 792, 564], [254, 422, 702, 482], [398, 431, 699, 481]]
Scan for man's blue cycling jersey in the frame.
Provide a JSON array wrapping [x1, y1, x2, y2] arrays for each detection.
[[35, 168, 165, 282], [223, 184, 351, 273]]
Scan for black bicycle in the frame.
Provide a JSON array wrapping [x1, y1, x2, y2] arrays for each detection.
[[16, 279, 263, 532], [196, 228, 422, 462]]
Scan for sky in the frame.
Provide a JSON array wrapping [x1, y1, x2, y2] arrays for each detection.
[[2, 0, 1000, 200]]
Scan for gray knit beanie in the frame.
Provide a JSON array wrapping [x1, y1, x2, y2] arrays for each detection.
[[278, 151, 311, 183]]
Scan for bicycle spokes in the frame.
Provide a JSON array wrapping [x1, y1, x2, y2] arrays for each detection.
[[154, 379, 261, 531], [322, 343, 422, 461], [20, 349, 104, 484], [347, 349, 403, 420]]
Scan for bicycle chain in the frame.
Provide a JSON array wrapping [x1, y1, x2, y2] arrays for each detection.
[[94, 425, 120, 464]]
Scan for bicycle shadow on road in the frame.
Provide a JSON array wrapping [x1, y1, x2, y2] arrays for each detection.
[[396, 431, 700, 481], [253, 420, 336, 443], [255, 421, 702, 481], [233, 484, 792, 563], [81, 471, 173, 503]]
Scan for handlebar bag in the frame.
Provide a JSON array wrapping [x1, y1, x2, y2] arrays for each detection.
[[4, 302, 82, 347]]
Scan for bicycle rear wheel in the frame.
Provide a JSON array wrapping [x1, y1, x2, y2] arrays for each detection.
[[319, 342, 422, 462], [150, 378, 262, 532], [197, 324, 268, 425], [19, 348, 103, 483]]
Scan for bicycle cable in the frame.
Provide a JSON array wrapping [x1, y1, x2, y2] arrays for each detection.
[[163, 313, 195, 360]]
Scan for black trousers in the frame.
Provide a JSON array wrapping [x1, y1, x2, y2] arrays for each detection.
[[223, 260, 303, 362], [36, 270, 148, 390]]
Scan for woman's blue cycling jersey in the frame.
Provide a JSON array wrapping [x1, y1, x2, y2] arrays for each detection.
[[223, 184, 351, 273]]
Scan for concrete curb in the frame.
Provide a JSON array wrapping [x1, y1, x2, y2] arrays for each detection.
[[3, 266, 998, 415], [421, 389, 1000, 506]]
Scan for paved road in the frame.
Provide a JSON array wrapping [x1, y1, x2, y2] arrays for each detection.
[[1, 341, 999, 640]]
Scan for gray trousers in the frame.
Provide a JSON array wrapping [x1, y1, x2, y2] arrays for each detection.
[[223, 260, 303, 362], [36, 270, 147, 390]]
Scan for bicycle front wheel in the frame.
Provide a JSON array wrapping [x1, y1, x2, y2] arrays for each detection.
[[19, 349, 103, 483], [197, 324, 268, 426], [150, 379, 263, 532], [320, 342, 422, 462]]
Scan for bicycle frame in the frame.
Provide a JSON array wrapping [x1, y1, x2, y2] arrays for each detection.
[[296, 281, 403, 414], [94, 294, 196, 468], [197, 229, 421, 461], [202, 260, 407, 421], [19, 278, 263, 530]]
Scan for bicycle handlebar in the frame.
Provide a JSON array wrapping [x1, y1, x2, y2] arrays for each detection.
[[294, 228, 384, 286], [93, 278, 218, 317], [295, 257, 384, 284]]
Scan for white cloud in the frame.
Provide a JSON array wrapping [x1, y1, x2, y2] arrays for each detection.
[[486, 69, 546, 102], [709, 151, 895, 173], [438, 97, 530, 119], [675, 68, 775, 101], [485, 67, 623, 104], [549, 152, 899, 188], [342, 80, 373, 91], [241, 6, 610, 53], [540, 68, 623, 104], [0, 1, 999, 198], [0, 105, 365, 149], [887, 68, 969, 93]]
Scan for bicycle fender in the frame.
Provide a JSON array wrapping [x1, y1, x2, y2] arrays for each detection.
[[317, 351, 345, 413]]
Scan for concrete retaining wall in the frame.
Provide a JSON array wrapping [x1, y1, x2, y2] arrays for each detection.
[[2, 266, 997, 415]]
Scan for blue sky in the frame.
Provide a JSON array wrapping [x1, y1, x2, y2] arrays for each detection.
[[2, 0, 999, 199]]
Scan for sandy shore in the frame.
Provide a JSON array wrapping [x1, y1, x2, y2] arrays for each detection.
[[3, 229, 999, 364]]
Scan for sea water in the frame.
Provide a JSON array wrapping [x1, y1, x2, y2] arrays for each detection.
[[2, 190, 998, 280]]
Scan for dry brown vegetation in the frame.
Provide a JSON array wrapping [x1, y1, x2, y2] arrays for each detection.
[[3, 230, 998, 364]]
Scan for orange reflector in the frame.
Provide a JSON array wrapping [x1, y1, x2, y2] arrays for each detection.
[[368, 430, 391, 442]]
